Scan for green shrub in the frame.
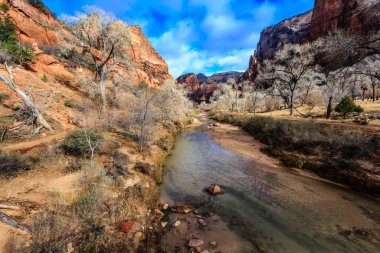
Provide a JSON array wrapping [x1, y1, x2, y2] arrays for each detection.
[[0, 3, 9, 13], [0, 17, 35, 65], [63, 99, 74, 108], [26, 0, 56, 18], [0, 93, 10, 102], [0, 150, 31, 178], [41, 74, 48, 82], [335, 96, 363, 118], [62, 130, 102, 156]]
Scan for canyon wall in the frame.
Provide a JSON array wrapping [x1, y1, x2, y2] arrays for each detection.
[[243, 0, 380, 82]]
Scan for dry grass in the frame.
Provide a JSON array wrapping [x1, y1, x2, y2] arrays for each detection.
[[257, 100, 380, 127], [210, 111, 380, 196]]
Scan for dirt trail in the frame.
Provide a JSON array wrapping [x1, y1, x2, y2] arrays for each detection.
[[1, 132, 68, 152]]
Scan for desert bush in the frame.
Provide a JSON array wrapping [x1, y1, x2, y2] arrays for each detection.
[[63, 99, 75, 108], [26, 0, 56, 18], [0, 17, 35, 65], [98, 139, 120, 156], [0, 150, 31, 178], [0, 3, 9, 13], [0, 92, 9, 102], [41, 74, 48, 82], [134, 161, 151, 175], [62, 130, 102, 156]]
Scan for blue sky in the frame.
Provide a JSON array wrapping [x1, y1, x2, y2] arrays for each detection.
[[44, 0, 314, 77]]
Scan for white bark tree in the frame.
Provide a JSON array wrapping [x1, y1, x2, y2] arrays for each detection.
[[63, 7, 131, 110], [0, 63, 54, 133], [258, 43, 324, 116]]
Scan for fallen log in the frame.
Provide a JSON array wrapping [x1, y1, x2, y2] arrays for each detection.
[[0, 204, 21, 210], [0, 211, 31, 233]]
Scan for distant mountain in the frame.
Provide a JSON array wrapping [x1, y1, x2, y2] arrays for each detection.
[[176, 71, 244, 103]]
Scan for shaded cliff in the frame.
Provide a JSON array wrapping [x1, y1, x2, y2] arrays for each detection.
[[309, 0, 380, 40], [243, 0, 380, 82]]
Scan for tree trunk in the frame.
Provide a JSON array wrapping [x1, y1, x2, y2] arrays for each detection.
[[0, 64, 54, 133], [289, 93, 294, 116], [326, 96, 333, 119], [100, 80, 107, 111], [372, 85, 376, 102]]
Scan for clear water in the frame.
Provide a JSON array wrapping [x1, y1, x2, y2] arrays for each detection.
[[161, 121, 380, 253]]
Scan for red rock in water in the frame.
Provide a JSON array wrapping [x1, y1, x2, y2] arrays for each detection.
[[198, 218, 207, 226], [171, 204, 193, 214], [208, 184, 221, 195], [188, 238, 204, 247], [119, 221, 134, 234]]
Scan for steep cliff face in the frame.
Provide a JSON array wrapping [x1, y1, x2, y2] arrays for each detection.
[[243, 0, 380, 82], [0, 0, 172, 87], [309, 0, 380, 40], [255, 11, 313, 63], [176, 73, 200, 93], [243, 11, 313, 82]]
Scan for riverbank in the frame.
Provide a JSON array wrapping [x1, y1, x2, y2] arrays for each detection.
[[159, 117, 380, 252], [0, 121, 185, 252], [209, 111, 380, 197]]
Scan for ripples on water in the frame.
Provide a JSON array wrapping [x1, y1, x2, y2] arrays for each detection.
[[161, 125, 380, 253]]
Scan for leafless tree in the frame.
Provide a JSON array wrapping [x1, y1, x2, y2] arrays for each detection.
[[351, 55, 380, 101], [0, 63, 54, 133], [258, 43, 324, 116], [63, 7, 131, 110]]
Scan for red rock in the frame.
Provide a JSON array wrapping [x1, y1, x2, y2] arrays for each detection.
[[208, 184, 222, 195], [198, 219, 207, 226], [171, 204, 193, 214], [119, 221, 134, 234]]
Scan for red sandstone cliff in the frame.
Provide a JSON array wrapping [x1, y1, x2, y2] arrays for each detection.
[[309, 0, 380, 40], [243, 0, 380, 82], [0, 0, 172, 87]]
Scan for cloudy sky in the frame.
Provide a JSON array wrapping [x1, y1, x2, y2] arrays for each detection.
[[44, 0, 314, 77]]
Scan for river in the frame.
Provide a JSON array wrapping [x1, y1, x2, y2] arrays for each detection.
[[160, 118, 380, 253]]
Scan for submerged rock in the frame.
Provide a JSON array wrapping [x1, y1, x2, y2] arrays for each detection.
[[171, 204, 193, 214], [119, 221, 134, 234], [208, 184, 222, 195], [198, 219, 207, 226], [173, 220, 182, 227], [188, 238, 204, 247]]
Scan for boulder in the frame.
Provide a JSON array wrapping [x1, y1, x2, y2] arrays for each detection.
[[119, 221, 134, 234], [171, 204, 193, 214], [188, 239, 204, 248], [208, 184, 222, 195], [172, 220, 181, 227]]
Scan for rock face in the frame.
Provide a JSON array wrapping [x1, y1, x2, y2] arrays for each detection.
[[0, 0, 172, 87], [309, 0, 380, 40], [255, 11, 313, 63], [243, 11, 313, 82], [177, 73, 200, 93], [243, 0, 380, 82]]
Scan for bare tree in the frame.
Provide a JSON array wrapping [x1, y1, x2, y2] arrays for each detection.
[[0, 63, 54, 133], [63, 7, 131, 110], [351, 55, 380, 101], [258, 43, 323, 116]]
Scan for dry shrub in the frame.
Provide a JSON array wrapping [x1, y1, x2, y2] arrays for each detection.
[[0, 150, 31, 178]]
